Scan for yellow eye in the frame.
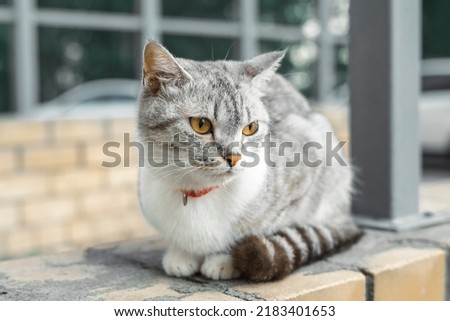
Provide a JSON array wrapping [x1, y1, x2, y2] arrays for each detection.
[[242, 121, 259, 136], [189, 117, 213, 134]]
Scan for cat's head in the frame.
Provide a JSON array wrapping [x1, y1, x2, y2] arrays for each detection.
[[138, 41, 284, 188]]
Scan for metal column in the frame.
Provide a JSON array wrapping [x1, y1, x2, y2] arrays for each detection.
[[350, 0, 449, 230], [141, 0, 161, 46], [13, 0, 38, 113], [317, 0, 334, 102], [239, 0, 258, 59]]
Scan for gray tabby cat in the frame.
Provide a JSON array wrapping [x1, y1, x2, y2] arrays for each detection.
[[138, 41, 361, 281]]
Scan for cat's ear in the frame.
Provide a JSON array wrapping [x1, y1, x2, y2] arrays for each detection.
[[242, 50, 286, 85], [142, 41, 192, 95]]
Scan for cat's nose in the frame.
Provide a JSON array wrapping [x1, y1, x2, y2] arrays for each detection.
[[225, 154, 241, 167]]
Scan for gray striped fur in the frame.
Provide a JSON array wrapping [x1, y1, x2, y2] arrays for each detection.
[[138, 42, 361, 282], [233, 224, 362, 281]]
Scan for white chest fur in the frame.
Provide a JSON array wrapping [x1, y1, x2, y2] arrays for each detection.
[[138, 164, 267, 256]]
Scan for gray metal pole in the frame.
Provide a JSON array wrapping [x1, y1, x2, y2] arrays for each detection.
[[0, 6, 13, 23], [13, 0, 38, 113], [141, 0, 161, 47], [317, 0, 334, 102], [350, 0, 449, 230], [240, 0, 258, 59]]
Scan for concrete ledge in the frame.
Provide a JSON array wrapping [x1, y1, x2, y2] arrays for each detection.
[[0, 224, 449, 301], [365, 248, 445, 300]]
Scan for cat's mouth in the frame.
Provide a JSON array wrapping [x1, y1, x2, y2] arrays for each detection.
[[207, 167, 240, 177]]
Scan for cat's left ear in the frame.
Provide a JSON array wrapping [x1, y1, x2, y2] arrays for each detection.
[[242, 50, 286, 85]]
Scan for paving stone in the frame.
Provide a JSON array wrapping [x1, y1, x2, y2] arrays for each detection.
[[235, 270, 365, 301]]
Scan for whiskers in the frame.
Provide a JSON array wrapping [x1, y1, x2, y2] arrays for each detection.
[[223, 41, 237, 61]]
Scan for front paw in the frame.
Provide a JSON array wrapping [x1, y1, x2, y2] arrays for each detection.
[[162, 249, 202, 277], [201, 254, 241, 280]]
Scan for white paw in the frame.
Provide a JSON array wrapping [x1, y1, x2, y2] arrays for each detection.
[[162, 249, 202, 277], [201, 254, 241, 280]]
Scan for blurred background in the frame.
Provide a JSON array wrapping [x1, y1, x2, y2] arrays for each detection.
[[0, 0, 449, 260]]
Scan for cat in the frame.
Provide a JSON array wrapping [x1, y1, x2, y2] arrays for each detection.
[[138, 41, 361, 282]]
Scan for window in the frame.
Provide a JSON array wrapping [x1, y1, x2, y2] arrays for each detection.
[[0, 25, 11, 113], [38, 28, 138, 102], [0, 0, 355, 112]]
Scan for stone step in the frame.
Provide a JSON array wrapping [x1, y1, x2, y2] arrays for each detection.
[[1, 223, 449, 301]]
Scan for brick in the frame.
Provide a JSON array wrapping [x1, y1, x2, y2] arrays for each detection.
[[53, 119, 104, 143], [0, 150, 17, 174], [79, 190, 113, 216], [106, 210, 156, 241], [103, 283, 182, 300], [0, 237, 7, 258], [68, 219, 94, 247], [93, 216, 127, 244], [109, 118, 140, 167], [117, 213, 153, 240], [85, 143, 141, 170], [107, 167, 138, 187], [0, 174, 51, 201], [104, 184, 139, 212], [318, 107, 348, 135], [37, 223, 68, 249], [182, 291, 242, 301], [108, 118, 136, 142], [85, 143, 116, 168], [5, 229, 37, 256], [0, 203, 20, 231], [235, 270, 365, 301], [52, 168, 105, 194], [24, 145, 79, 171], [317, 107, 349, 156], [123, 189, 140, 210], [23, 197, 76, 227], [364, 247, 446, 301], [93, 213, 151, 245], [0, 120, 48, 146], [80, 189, 129, 216], [119, 146, 141, 169]]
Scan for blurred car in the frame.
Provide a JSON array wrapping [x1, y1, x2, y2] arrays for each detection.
[[33, 79, 140, 119], [420, 90, 450, 155], [320, 59, 450, 157], [32, 75, 450, 156], [421, 59, 450, 156]]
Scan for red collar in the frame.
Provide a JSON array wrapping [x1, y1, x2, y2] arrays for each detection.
[[181, 186, 219, 198]]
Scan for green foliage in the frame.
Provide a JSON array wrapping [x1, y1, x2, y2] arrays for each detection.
[[0, 25, 11, 113], [2, 0, 450, 113], [423, 0, 450, 58], [261, 40, 314, 98], [163, 35, 237, 61], [163, 0, 234, 20], [38, 28, 137, 102], [37, 0, 135, 12], [335, 45, 348, 91], [260, 0, 313, 25]]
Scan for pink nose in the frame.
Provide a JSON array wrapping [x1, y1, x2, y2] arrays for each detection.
[[226, 155, 241, 167]]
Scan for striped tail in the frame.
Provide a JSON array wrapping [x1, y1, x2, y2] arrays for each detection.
[[232, 224, 362, 282]]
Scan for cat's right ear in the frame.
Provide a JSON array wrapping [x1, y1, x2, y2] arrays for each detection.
[[242, 50, 286, 89], [142, 41, 192, 95]]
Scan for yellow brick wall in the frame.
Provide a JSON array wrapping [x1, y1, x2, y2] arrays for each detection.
[[0, 110, 353, 260], [0, 117, 155, 259]]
